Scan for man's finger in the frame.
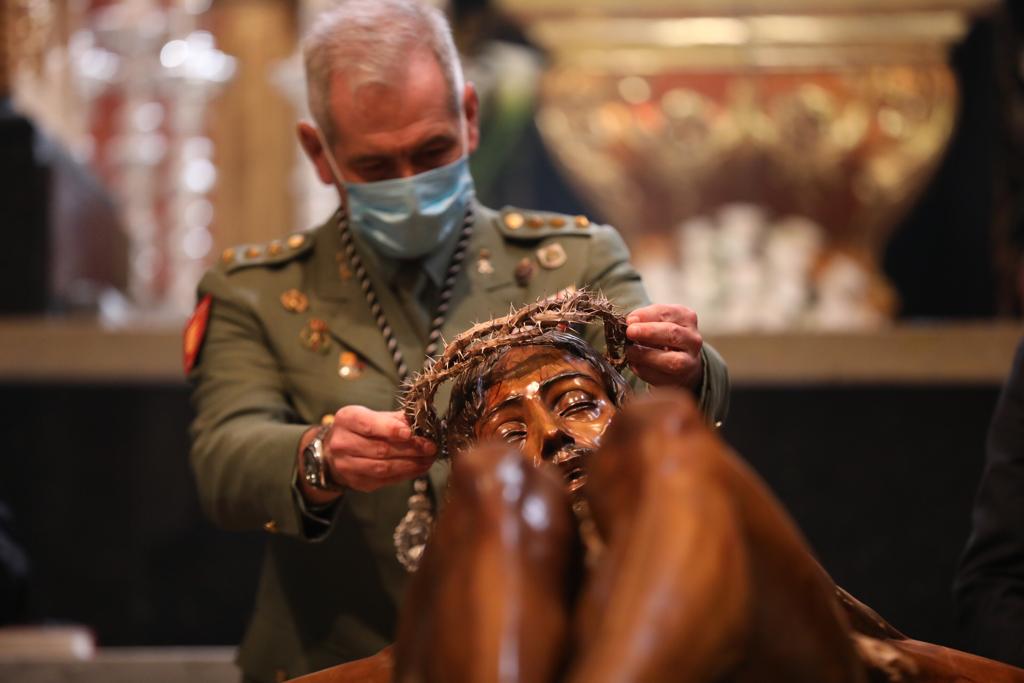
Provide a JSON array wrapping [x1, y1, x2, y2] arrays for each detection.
[[335, 405, 412, 440], [330, 430, 436, 460], [627, 346, 700, 377], [626, 304, 698, 328], [334, 455, 434, 483], [626, 322, 702, 353], [344, 466, 433, 493]]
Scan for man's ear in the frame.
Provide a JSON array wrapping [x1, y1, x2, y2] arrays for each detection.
[[462, 82, 480, 155], [297, 121, 337, 186]]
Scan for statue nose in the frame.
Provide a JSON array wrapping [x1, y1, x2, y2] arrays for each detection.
[[523, 402, 572, 466], [539, 416, 572, 463]]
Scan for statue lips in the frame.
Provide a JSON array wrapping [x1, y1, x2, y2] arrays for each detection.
[[550, 444, 593, 493]]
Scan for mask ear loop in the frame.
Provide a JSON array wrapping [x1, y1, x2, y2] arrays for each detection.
[[314, 127, 348, 192]]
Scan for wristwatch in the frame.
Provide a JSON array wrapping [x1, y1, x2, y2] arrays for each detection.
[[302, 425, 345, 492]]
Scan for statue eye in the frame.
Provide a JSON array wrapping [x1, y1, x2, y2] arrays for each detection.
[[558, 390, 599, 420], [497, 421, 527, 445]]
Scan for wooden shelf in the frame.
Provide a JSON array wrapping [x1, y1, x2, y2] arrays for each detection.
[[0, 317, 184, 384], [2, 317, 1021, 385], [707, 322, 1024, 385]]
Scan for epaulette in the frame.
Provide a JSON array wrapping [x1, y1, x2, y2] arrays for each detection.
[[494, 206, 596, 240], [218, 231, 315, 273]]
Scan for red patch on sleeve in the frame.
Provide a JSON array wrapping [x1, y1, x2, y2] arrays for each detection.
[[183, 294, 213, 374]]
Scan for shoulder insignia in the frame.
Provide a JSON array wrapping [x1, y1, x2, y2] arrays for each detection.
[[183, 294, 213, 374], [496, 207, 594, 240], [220, 231, 315, 273]]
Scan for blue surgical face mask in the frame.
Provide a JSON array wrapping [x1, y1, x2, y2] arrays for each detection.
[[341, 156, 475, 260], [314, 127, 475, 259]]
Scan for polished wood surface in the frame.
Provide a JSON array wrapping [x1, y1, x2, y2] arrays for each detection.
[[393, 444, 578, 683], [570, 390, 867, 683], [293, 391, 1024, 683], [289, 646, 393, 683]]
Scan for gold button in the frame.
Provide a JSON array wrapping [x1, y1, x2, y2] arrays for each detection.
[[575, 215, 590, 228], [287, 234, 306, 249], [321, 414, 335, 426], [526, 215, 545, 229], [504, 212, 525, 230], [263, 520, 278, 533], [279, 288, 309, 313], [267, 241, 283, 256], [245, 246, 262, 259], [549, 216, 566, 228], [221, 248, 236, 264]]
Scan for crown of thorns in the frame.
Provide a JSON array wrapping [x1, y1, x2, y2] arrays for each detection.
[[400, 289, 630, 446]]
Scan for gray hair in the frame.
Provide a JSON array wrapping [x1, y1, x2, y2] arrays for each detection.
[[302, 0, 465, 142]]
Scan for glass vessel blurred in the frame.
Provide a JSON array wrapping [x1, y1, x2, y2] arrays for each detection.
[[498, 0, 995, 330], [70, 0, 234, 322]]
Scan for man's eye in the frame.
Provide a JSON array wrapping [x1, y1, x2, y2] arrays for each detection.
[[354, 161, 390, 178], [415, 146, 450, 165]]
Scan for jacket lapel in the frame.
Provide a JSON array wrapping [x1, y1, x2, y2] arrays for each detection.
[[307, 218, 403, 384], [441, 204, 520, 342]]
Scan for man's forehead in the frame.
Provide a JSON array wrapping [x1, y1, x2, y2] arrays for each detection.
[[327, 49, 458, 145]]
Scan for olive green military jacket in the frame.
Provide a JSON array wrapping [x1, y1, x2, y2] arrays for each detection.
[[188, 200, 729, 682]]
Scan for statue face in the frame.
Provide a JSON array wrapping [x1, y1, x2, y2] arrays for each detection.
[[473, 346, 617, 493]]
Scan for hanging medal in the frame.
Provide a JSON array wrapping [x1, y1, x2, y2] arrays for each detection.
[[393, 479, 434, 572]]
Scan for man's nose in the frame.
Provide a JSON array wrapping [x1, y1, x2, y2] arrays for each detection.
[[394, 166, 416, 179], [394, 159, 420, 179]]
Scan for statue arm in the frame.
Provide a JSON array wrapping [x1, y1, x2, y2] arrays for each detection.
[[569, 437, 751, 682]]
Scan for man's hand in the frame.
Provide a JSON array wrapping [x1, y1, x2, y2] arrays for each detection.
[[625, 304, 704, 391], [326, 406, 437, 491], [298, 406, 437, 505]]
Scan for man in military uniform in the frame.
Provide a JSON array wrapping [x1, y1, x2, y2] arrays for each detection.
[[186, 1, 729, 681]]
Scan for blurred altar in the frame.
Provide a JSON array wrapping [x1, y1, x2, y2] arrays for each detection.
[[4, 0, 1024, 678]]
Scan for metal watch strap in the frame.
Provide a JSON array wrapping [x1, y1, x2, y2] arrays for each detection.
[[305, 424, 345, 492]]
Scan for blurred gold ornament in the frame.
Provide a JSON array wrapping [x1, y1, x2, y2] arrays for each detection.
[[498, 0, 995, 316]]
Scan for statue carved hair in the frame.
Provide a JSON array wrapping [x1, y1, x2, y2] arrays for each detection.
[[400, 290, 633, 456]]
